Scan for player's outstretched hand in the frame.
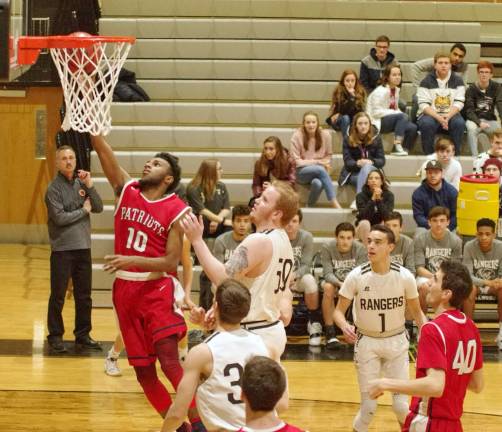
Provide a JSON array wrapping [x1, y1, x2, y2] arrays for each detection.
[[368, 379, 386, 399], [204, 307, 216, 331], [189, 306, 206, 325], [341, 323, 357, 344], [103, 254, 134, 273], [180, 212, 204, 243]]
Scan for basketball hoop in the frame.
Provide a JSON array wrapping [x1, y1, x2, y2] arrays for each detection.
[[18, 33, 136, 135]]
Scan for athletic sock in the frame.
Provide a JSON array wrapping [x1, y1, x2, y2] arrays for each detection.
[[107, 346, 121, 360], [307, 308, 321, 323]]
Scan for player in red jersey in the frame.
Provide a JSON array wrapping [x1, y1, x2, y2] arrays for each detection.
[[91, 135, 196, 425], [368, 260, 484, 432], [238, 356, 304, 432]]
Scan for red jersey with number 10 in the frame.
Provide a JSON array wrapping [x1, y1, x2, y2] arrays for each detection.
[[404, 310, 482, 430], [114, 180, 189, 272]]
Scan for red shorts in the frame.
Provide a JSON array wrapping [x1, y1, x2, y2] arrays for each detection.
[[403, 413, 462, 432], [112, 276, 187, 366]]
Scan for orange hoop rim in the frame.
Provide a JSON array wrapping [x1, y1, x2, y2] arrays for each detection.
[[17, 35, 136, 65]]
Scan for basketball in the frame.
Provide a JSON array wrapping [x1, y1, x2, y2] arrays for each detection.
[[67, 31, 100, 75]]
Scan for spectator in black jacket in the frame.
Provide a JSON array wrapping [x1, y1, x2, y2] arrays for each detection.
[[339, 112, 385, 209], [465, 61, 502, 156], [360, 35, 396, 94], [355, 169, 394, 245]]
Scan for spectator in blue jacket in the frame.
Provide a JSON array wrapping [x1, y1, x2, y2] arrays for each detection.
[[412, 160, 458, 233]]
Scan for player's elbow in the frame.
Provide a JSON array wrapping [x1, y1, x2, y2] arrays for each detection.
[[428, 376, 445, 398], [468, 372, 484, 394]]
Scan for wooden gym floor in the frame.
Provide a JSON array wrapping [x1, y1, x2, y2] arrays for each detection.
[[1, 244, 501, 432]]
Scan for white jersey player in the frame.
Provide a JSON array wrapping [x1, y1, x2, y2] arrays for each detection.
[[334, 225, 427, 432], [181, 181, 299, 360], [161, 280, 278, 432]]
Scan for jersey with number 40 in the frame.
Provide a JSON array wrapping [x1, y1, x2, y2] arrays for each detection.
[[406, 310, 483, 426], [241, 229, 295, 323], [114, 180, 189, 272]]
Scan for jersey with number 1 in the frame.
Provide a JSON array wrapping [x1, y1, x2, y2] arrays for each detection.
[[405, 310, 483, 428], [241, 228, 295, 322], [196, 329, 269, 431], [114, 180, 189, 272]]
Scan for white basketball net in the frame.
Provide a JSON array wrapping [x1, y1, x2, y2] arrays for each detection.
[[50, 40, 132, 136]]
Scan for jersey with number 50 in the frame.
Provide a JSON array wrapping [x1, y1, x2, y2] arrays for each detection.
[[114, 180, 189, 272], [241, 229, 294, 322], [406, 310, 483, 425]]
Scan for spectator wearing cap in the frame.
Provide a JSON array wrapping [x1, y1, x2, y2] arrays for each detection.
[[482, 158, 502, 217], [411, 159, 458, 233]]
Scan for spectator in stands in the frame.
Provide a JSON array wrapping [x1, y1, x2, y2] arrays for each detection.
[[339, 112, 385, 209], [465, 61, 502, 157], [414, 206, 462, 313], [326, 69, 367, 136], [252, 136, 296, 199], [187, 158, 232, 311], [384, 211, 415, 275], [417, 137, 462, 190], [462, 219, 502, 314], [367, 63, 417, 156], [360, 35, 396, 94], [45, 145, 103, 353], [412, 160, 458, 233], [355, 169, 394, 246], [411, 43, 468, 88], [284, 209, 322, 347], [290, 111, 341, 208], [462, 218, 502, 348], [320, 222, 367, 349], [473, 129, 502, 174], [416, 52, 466, 155], [482, 158, 502, 218]]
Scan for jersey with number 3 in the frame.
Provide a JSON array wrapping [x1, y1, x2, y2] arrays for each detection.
[[114, 180, 188, 272], [407, 310, 483, 424], [241, 229, 294, 322], [196, 329, 269, 431]]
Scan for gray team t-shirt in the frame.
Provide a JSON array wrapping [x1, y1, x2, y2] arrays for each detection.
[[213, 231, 243, 264], [320, 239, 367, 286], [462, 238, 502, 287], [391, 234, 415, 275], [414, 230, 462, 274], [290, 229, 314, 279]]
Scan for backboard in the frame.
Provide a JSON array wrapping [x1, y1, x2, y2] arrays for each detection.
[[0, 0, 27, 82]]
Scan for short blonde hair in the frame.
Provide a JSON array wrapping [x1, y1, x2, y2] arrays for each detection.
[[271, 181, 299, 226]]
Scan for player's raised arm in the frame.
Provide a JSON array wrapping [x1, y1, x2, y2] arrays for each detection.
[[91, 134, 131, 195]]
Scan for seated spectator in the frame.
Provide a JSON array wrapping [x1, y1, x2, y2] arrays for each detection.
[[417, 52, 466, 155], [411, 43, 468, 87], [384, 211, 415, 275], [465, 61, 502, 157], [412, 160, 458, 233], [360, 35, 397, 94], [355, 169, 394, 246], [414, 206, 462, 313], [187, 158, 232, 311], [320, 222, 367, 349], [326, 69, 366, 136], [252, 136, 296, 198], [367, 63, 417, 156], [339, 112, 385, 208], [290, 111, 341, 208], [462, 218, 502, 348], [482, 158, 502, 218], [410, 43, 468, 122], [417, 137, 462, 190], [213, 205, 251, 265], [284, 209, 321, 347], [473, 128, 502, 174]]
